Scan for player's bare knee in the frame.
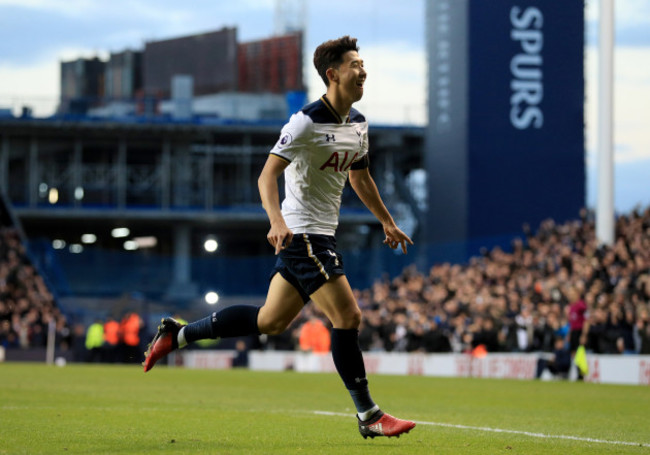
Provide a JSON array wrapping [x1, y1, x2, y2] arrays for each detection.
[[258, 317, 288, 335], [332, 307, 361, 329], [348, 308, 362, 329]]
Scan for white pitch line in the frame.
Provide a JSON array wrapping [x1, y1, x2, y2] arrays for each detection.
[[312, 411, 650, 448]]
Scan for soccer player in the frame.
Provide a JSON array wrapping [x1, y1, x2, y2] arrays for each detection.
[[144, 36, 416, 439]]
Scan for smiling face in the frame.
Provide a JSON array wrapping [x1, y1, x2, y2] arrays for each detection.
[[328, 50, 367, 103]]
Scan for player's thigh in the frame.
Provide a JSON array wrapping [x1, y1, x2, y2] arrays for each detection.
[[310, 275, 361, 329], [258, 273, 304, 335]]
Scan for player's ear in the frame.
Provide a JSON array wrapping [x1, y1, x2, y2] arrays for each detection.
[[326, 67, 338, 84]]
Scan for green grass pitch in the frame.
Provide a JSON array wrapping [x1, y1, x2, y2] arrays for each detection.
[[1, 362, 649, 454]]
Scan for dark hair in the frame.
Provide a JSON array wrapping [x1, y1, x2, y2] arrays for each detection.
[[313, 36, 359, 86]]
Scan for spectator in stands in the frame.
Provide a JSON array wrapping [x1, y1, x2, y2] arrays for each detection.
[[636, 308, 650, 354], [358, 311, 382, 351], [531, 311, 558, 353], [0, 319, 18, 348], [619, 305, 637, 354], [421, 319, 451, 353], [472, 317, 500, 353]]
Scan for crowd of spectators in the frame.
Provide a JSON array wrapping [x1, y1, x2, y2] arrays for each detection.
[[0, 226, 72, 351], [341, 207, 650, 356]]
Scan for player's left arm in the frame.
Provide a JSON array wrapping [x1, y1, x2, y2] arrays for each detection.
[[349, 166, 413, 254]]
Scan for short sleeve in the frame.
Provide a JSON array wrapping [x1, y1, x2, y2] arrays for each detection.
[[269, 111, 312, 163]]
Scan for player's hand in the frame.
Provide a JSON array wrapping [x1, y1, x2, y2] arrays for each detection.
[[383, 224, 414, 254], [267, 222, 293, 255]]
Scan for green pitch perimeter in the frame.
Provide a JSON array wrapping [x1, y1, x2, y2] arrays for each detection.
[[1, 363, 649, 454]]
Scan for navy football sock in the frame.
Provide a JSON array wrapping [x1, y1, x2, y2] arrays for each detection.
[[331, 328, 377, 415], [183, 305, 260, 343]]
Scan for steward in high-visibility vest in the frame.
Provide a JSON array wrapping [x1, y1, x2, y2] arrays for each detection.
[[119, 312, 142, 363], [103, 318, 120, 362], [299, 317, 331, 353], [85, 320, 104, 362], [104, 318, 119, 345]]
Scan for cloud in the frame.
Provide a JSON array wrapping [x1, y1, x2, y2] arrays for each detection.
[[0, 60, 59, 116], [585, 47, 650, 164], [586, 158, 650, 213], [616, 0, 650, 28], [306, 0, 425, 50], [585, 0, 650, 47], [0, 1, 276, 65], [584, 44, 650, 212], [0, 0, 93, 14]]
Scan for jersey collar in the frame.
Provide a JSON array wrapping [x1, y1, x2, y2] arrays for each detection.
[[320, 94, 350, 124]]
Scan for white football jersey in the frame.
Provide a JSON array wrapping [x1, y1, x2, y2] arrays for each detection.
[[269, 95, 369, 236]]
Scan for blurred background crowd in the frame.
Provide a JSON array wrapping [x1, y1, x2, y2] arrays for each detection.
[[2, 206, 650, 363], [0, 227, 72, 352]]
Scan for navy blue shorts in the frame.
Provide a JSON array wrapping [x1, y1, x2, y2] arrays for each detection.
[[270, 234, 345, 303]]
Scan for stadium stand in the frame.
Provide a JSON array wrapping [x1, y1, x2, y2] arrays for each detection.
[[354, 207, 650, 356], [4, 180, 650, 361], [0, 192, 73, 355]]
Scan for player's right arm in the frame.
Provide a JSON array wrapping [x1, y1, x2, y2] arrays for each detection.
[[258, 154, 292, 255], [261, 111, 311, 254], [349, 166, 414, 254]]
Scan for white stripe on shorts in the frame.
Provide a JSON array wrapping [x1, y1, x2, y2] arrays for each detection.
[[302, 234, 330, 280]]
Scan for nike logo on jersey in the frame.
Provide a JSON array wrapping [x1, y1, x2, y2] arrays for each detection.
[[319, 151, 360, 172]]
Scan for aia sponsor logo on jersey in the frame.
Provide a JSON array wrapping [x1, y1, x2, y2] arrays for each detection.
[[319, 151, 360, 172]]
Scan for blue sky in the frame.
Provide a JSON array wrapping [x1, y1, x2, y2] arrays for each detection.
[[0, 0, 649, 214]]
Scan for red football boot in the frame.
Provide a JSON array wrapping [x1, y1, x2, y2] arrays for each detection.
[[358, 411, 416, 439], [143, 318, 184, 372]]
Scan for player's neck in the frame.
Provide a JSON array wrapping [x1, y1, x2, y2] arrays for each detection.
[[324, 89, 353, 121]]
